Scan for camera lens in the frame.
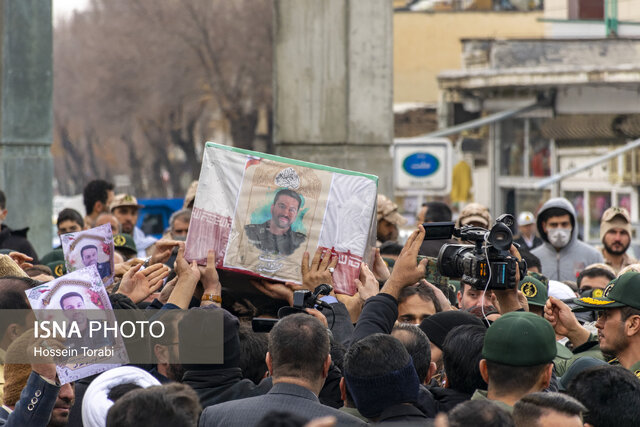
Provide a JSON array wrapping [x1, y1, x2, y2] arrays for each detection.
[[487, 223, 512, 251]]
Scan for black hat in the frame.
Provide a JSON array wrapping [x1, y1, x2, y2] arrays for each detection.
[[419, 311, 484, 349]]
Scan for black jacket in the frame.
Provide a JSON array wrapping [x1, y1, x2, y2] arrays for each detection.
[[429, 386, 471, 413], [182, 367, 273, 409], [0, 224, 38, 262], [350, 294, 437, 418], [375, 403, 431, 425]]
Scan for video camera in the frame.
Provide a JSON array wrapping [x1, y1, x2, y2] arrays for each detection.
[[423, 214, 526, 290], [252, 284, 333, 333]]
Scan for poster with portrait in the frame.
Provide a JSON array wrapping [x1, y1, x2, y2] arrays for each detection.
[[61, 223, 115, 287], [25, 267, 128, 385], [184, 142, 378, 295]]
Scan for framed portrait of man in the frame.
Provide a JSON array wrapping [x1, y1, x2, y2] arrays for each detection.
[[61, 223, 115, 287], [25, 267, 128, 384], [185, 142, 378, 295]]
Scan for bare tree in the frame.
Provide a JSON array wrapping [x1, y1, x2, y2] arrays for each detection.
[[53, 0, 273, 197]]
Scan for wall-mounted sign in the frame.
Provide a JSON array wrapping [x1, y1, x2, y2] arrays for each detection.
[[394, 138, 452, 194]]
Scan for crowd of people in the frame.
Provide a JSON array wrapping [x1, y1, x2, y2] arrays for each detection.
[[0, 180, 639, 426]]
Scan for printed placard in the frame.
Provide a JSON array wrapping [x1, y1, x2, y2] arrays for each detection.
[[25, 267, 128, 384], [61, 223, 115, 287], [185, 142, 378, 295]]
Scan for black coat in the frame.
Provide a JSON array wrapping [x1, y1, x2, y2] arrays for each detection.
[[429, 386, 471, 413], [183, 367, 273, 409], [0, 224, 38, 262]]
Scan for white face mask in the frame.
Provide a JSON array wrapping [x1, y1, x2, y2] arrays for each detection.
[[548, 227, 571, 248]]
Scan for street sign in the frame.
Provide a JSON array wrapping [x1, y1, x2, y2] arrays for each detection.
[[393, 137, 452, 194]]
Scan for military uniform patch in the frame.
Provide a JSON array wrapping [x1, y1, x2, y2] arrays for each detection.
[[635, 370, 640, 380], [54, 264, 64, 277], [114, 235, 126, 246], [577, 297, 615, 305], [592, 288, 604, 298], [521, 282, 537, 298]]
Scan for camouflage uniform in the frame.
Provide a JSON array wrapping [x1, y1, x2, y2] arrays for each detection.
[[245, 221, 306, 256]]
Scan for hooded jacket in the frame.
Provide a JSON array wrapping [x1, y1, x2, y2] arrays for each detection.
[[531, 198, 602, 281]]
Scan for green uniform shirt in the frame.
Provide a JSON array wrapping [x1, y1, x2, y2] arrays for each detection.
[[554, 334, 606, 377], [628, 360, 640, 381], [471, 390, 513, 414], [244, 221, 306, 256]]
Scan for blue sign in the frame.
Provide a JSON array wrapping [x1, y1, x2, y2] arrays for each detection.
[[402, 152, 440, 177]]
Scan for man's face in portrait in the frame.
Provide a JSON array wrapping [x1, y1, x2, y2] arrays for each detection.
[[270, 194, 300, 233], [81, 246, 98, 267], [61, 294, 88, 330]]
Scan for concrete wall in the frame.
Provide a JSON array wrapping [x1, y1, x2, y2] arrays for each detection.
[[274, 0, 394, 195], [394, 11, 545, 104], [0, 0, 53, 257]]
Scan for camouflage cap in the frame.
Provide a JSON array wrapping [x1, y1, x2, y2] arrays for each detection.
[[377, 195, 407, 226], [482, 311, 556, 366], [418, 255, 449, 287], [574, 271, 640, 310], [110, 194, 144, 212], [600, 206, 632, 241], [520, 275, 548, 307], [457, 203, 491, 228], [113, 233, 137, 255]]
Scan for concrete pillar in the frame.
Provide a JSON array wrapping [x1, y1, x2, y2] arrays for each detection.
[[0, 0, 53, 256], [273, 0, 393, 196]]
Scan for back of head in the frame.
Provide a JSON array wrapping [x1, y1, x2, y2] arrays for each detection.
[[391, 323, 431, 383], [343, 333, 419, 419], [567, 365, 640, 427], [442, 324, 487, 394], [448, 400, 514, 427], [482, 312, 556, 396], [238, 322, 268, 384], [268, 313, 329, 382], [106, 383, 201, 427], [83, 179, 114, 214], [513, 392, 585, 427], [424, 201, 452, 223]]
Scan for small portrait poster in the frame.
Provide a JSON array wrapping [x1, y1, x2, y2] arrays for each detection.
[[185, 142, 378, 295], [61, 223, 115, 287], [25, 266, 128, 385]]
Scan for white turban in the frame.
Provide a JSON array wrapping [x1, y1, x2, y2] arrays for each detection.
[[82, 366, 161, 427]]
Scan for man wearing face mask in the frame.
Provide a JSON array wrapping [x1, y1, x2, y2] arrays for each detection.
[[531, 197, 602, 281]]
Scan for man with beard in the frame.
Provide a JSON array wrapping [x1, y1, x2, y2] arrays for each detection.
[[110, 194, 156, 258], [599, 207, 636, 274], [245, 189, 306, 256], [573, 271, 640, 376]]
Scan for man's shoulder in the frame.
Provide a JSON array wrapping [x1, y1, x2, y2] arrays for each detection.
[[200, 388, 364, 426], [244, 222, 268, 238]]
